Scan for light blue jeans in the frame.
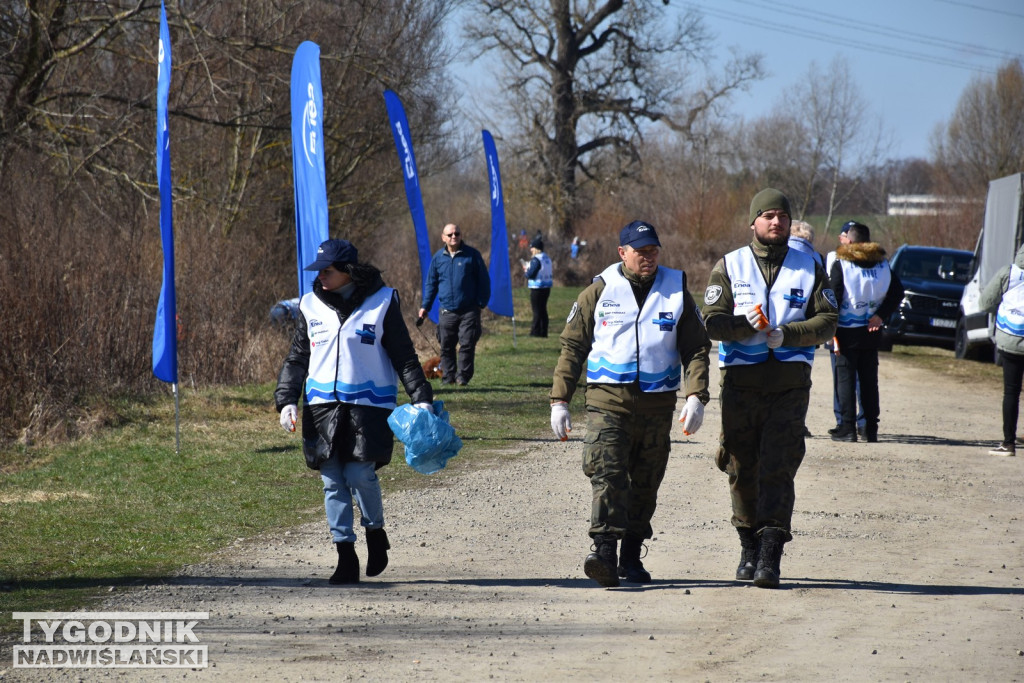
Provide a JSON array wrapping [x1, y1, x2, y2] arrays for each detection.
[[319, 458, 384, 543]]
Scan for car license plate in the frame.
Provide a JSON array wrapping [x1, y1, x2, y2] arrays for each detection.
[[930, 318, 956, 328]]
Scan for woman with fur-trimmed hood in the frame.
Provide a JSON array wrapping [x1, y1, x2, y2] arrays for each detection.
[[827, 222, 904, 442]]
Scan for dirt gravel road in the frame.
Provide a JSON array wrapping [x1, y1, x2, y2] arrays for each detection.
[[4, 349, 1023, 681]]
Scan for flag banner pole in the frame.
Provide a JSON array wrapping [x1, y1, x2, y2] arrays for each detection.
[[290, 41, 329, 299], [153, 1, 181, 452], [482, 130, 515, 320], [383, 90, 437, 323], [173, 383, 180, 456]]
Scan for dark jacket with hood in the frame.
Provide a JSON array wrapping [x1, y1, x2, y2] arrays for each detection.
[[275, 269, 432, 470], [828, 242, 904, 351]]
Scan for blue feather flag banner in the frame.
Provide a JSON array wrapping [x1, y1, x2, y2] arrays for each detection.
[[290, 41, 329, 298], [152, 0, 177, 384], [482, 130, 514, 318], [383, 90, 437, 322]]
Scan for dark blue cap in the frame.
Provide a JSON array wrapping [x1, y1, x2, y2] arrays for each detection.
[[619, 221, 661, 248], [840, 221, 860, 234], [304, 239, 358, 271]]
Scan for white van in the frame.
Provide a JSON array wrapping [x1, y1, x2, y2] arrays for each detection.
[[956, 173, 1024, 361]]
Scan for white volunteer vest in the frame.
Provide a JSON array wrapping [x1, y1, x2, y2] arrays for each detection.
[[719, 246, 817, 367], [996, 264, 1024, 338], [586, 264, 684, 392], [300, 286, 399, 408], [837, 258, 892, 328], [527, 252, 554, 288]]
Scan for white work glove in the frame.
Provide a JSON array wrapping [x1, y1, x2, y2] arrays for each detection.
[[279, 405, 297, 433], [677, 395, 704, 436], [414, 402, 434, 414], [766, 328, 784, 349], [550, 402, 572, 441], [744, 304, 769, 331]]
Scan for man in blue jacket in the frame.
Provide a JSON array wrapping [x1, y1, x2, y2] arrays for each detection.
[[419, 223, 491, 386]]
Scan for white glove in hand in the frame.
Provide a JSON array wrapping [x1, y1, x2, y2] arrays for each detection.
[[414, 402, 434, 414], [678, 395, 704, 435], [745, 305, 769, 331], [279, 405, 297, 433], [550, 402, 572, 441], [766, 328, 784, 349]]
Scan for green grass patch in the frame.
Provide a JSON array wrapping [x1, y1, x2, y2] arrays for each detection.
[[0, 287, 584, 631]]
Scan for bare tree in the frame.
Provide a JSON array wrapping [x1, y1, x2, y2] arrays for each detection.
[[0, 0, 463, 444], [464, 0, 763, 238], [740, 57, 887, 232], [933, 58, 1024, 197]]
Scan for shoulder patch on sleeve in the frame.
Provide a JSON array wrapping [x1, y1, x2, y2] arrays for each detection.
[[704, 285, 723, 306], [566, 301, 579, 324], [823, 288, 838, 310]]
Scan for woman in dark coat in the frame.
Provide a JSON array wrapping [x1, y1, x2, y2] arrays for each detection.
[[275, 239, 433, 584]]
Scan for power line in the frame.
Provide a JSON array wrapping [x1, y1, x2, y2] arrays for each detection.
[[736, 0, 1021, 63], [936, 0, 1024, 21], [682, 1, 1005, 75]]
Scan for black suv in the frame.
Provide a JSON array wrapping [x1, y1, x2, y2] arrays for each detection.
[[880, 244, 973, 349]]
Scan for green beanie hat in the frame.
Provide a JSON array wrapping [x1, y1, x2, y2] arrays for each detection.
[[749, 188, 791, 225]]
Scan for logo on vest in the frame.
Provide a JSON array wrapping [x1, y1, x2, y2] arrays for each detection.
[[783, 288, 806, 309], [356, 324, 377, 345], [651, 312, 676, 332]]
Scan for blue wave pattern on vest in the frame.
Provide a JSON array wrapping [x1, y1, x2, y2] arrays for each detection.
[[305, 378, 398, 406]]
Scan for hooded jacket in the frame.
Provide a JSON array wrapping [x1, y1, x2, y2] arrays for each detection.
[[828, 242, 904, 351], [275, 270, 432, 469], [979, 242, 1024, 356]]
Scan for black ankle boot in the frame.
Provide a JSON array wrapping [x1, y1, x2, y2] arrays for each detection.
[[830, 423, 858, 442], [584, 533, 620, 587], [617, 535, 652, 583], [365, 528, 390, 577], [865, 424, 878, 443], [736, 527, 759, 581], [329, 541, 360, 584], [753, 528, 787, 589]]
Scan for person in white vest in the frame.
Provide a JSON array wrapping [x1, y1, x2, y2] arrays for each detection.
[[788, 220, 825, 269], [826, 221, 866, 436], [549, 220, 711, 587], [275, 239, 434, 584], [979, 241, 1024, 456], [523, 234, 554, 337], [703, 188, 837, 589], [827, 222, 904, 443]]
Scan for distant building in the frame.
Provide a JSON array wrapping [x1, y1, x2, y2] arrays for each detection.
[[887, 194, 978, 216]]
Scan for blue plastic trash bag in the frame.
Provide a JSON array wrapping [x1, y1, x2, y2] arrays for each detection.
[[387, 400, 462, 474]]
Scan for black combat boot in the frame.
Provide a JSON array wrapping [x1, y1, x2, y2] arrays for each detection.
[[329, 541, 360, 585], [735, 527, 759, 581], [617, 535, 652, 583], [865, 423, 878, 443], [365, 528, 390, 577], [830, 422, 858, 442], [753, 528, 787, 589], [583, 533, 620, 587]]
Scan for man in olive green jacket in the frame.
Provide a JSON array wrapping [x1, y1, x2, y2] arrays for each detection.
[[703, 189, 837, 589], [550, 220, 711, 587]]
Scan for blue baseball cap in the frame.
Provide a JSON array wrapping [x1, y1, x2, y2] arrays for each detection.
[[304, 239, 358, 271], [840, 221, 860, 234], [619, 221, 661, 249]]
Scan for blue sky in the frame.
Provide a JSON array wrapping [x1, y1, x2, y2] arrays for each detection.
[[450, 0, 1023, 161]]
